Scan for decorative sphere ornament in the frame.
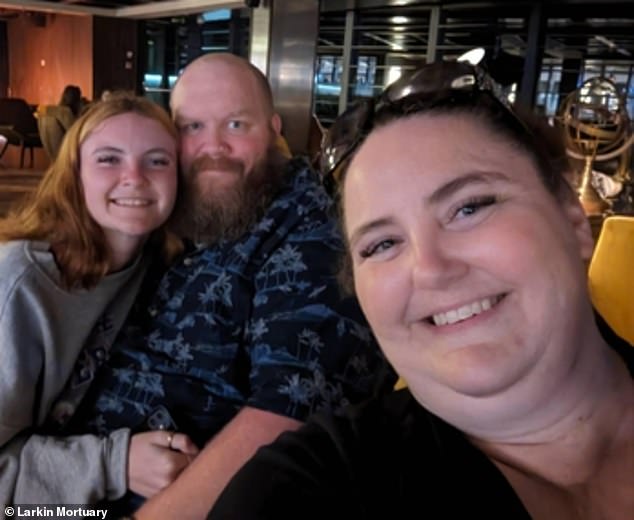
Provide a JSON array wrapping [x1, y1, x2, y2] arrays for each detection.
[[558, 77, 632, 216]]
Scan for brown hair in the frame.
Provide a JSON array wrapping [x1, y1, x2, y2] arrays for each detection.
[[59, 84, 82, 117], [0, 92, 180, 289]]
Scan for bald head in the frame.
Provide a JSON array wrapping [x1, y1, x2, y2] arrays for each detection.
[[171, 53, 275, 117]]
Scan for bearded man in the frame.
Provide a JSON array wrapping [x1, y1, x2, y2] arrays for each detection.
[[27, 53, 391, 519]]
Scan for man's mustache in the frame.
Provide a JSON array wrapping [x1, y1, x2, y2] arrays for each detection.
[[190, 155, 244, 177]]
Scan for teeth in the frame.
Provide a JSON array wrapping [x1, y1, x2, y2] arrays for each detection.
[[432, 296, 499, 326], [445, 309, 458, 323], [112, 198, 152, 207]]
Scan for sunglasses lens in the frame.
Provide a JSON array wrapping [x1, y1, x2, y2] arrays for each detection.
[[319, 141, 344, 176], [450, 74, 477, 89], [320, 99, 374, 178], [384, 61, 476, 103]]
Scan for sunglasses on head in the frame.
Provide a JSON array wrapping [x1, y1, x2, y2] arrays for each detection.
[[319, 60, 520, 192]]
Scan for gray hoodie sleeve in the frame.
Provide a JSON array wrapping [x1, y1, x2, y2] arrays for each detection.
[[0, 428, 129, 507]]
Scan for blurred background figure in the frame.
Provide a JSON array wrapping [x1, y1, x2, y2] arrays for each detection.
[[37, 84, 83, 161], [59, 84, 83, 119]]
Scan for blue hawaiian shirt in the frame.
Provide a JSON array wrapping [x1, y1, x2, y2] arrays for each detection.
[[65, 158, 391, 447]]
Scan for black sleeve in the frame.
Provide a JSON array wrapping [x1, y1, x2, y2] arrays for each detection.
[[208, 416, 365, 520], [208, 391, 424, 520]]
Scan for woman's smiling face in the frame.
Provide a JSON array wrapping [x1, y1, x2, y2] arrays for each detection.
[[80, 112, 177, 254], [343, 112, 594, 418]]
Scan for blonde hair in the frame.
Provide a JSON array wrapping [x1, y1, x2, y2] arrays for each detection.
[[0, 92, 180, 289]]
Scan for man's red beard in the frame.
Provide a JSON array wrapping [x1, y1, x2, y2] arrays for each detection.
[[170, 146, 288, 244], [190, 155, 245, 179]]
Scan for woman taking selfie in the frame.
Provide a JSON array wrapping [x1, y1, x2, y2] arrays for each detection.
[[0, 93, 198, 505], [209, 61, 633, 519]]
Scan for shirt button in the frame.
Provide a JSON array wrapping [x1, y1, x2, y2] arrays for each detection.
[[183, 257, 193, 266], [149, 308, 158, 317]]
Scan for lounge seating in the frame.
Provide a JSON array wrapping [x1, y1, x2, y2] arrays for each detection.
[[37, 104, 75, 160], [588, 215, 634, 344], [0, 135, 7, 168], [0, 98, 43, 168]]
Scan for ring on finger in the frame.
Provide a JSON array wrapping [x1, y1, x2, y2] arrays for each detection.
[[166, 431, 175, 449]]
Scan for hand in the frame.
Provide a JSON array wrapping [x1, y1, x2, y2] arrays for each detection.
[[128, 430, 199, 498]]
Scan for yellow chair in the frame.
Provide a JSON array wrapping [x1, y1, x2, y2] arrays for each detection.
[[588, 215, 634, 345], [275, 135, 292, 159], [394, 377, 408, 390]]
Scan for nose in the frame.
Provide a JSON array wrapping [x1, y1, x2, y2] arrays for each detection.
[[198, 126, 231, 157], [180, 125, 232, 173], [121, 162, 148, 186], [410, 229, 468, 290]]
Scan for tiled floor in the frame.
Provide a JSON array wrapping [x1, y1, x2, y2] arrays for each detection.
[[0, 168, 44, 217]]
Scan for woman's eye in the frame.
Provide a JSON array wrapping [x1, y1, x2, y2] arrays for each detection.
[[360, 239, 397, 259], [96, 155, 119, 165], [452, 195, 497, 220], [149, 156, 171, 167]]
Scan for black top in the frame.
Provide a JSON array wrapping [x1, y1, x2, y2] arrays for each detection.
[[209, 317, 632, 520]]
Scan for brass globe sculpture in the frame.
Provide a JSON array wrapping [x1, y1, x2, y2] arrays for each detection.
[[558, 77, 633, 216]]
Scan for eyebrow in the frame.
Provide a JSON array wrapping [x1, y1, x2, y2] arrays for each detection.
[[174, 114, 195, 126], [226, 109, 252, 118], [91, 146, 174, 156], [144, 147, 175, 156], [427, 171, 509, 205], [348, 217, 396, 248], [347, 171, 508, 247], [175, 109, 252, 124], [91, 146, 123, 155]]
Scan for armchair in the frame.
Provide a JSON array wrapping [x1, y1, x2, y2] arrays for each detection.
[[0, 98, 43, 168], [37, 104, 75, 160], [588, 215, 634, 345]]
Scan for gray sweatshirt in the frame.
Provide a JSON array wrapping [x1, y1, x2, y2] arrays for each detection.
[[0, 240, 146, 507]]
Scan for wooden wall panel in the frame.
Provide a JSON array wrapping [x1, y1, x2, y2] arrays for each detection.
[[0, 22, 8, 97], [7, 12, 92, 106], [93, 16, 141, 100]]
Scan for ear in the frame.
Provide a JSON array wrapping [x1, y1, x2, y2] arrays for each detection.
[[562, 195, 595, 261], [270, 113, 282, 136]]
